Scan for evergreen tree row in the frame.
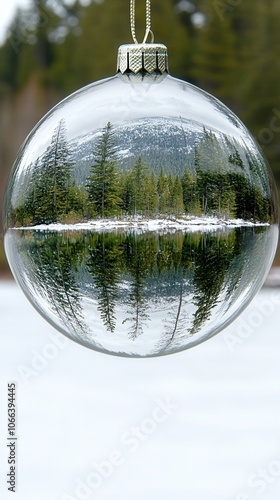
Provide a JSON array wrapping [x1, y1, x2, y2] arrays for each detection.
[[9, 121, 271, 227]]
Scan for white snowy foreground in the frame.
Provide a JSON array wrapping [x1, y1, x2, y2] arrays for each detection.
[[1, 280, 280, 500], [18, 216, 270, 232]]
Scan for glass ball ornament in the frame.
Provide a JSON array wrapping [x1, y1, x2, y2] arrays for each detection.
[[4, 41, 279, 358]]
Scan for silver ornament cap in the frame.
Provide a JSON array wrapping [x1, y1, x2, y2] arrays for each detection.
[[117, 43, 169, 75]]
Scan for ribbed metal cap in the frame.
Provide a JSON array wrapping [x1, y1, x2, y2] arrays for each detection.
[[117, 43, 169, 75]]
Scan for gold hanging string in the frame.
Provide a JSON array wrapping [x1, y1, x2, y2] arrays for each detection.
[[130, 0, 154, 44]]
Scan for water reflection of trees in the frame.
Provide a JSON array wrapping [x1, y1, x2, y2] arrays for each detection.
[[22, 231, 88, 336], [86, 232, 123, 333], [10, 227, 269, 349], [122, 233, 158, 339], [189, 232, 237, 335]]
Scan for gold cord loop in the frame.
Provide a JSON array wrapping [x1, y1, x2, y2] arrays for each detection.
[[130, 0, 154, 44]]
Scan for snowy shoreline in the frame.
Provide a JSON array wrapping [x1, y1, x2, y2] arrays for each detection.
[[13, 216, 270, 233]]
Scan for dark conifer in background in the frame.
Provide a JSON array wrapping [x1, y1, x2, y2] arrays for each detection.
[[86, 122, 122, 218]]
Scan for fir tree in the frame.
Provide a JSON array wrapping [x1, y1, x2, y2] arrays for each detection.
[[129, 157, 150, 216], [181, 169, 200, 214], [157, 168, 170, 214], [24, 119, 74, 225], [146, 171, 159, 216], [86, 122, 121, 218], [24, 159, 40, 223], [229, 147, 245, 170], [170, 174, 184, 216]]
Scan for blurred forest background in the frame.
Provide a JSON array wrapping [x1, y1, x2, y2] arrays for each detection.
[[0, 0, 280, 277]]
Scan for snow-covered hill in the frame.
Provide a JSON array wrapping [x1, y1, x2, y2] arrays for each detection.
[[70, 117, 203, 185]]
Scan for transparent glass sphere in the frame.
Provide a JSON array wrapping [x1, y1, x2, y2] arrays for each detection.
[[4, 72, 279, 357]]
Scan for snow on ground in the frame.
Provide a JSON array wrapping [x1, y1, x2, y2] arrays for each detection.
[[16, 216, 270, 233], [1, 280, 280, 500]]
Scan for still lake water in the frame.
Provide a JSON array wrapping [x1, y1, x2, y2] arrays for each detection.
[[5, 225, 278, 357]]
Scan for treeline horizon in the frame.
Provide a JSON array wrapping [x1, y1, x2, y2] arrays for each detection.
[[8, 120, 272, 227]]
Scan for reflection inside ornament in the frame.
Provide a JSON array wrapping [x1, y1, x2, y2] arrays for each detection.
[[5, 225, 278, 357], [4, 70, 279, 356]]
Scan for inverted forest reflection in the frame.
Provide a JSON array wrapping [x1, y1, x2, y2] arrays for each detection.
[[6, 226, 276, 356]]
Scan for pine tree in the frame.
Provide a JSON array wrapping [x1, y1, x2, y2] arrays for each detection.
[[23, 159, 40, 224], [64, 183, 86, 223], [194, 128, 237, 216], [129, 157, 150, 216], [86, 122, 122, 218], [23, 119, 74, 225], [157, 168, 169, 214], [170, 174, 184, 216], [229, 147, 245, 170], [44, 119, 72, 222], [181, 169, 200, 214], [146, 171, 159, 216], [119, 170, 133, 215], [166, 173, 175, 213]]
